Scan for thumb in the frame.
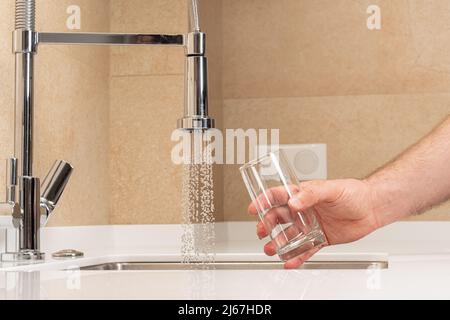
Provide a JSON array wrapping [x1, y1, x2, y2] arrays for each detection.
[[288, 180, 342, 211]]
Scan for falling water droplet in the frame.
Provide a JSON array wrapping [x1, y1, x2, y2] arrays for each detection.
[[181, 131, 216, 267]]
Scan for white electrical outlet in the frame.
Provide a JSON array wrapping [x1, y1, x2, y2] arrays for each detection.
[[255, 144, 327, 181], [280, 144, 327, 181]]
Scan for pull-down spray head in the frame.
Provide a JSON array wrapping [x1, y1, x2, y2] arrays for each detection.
[[177, 0, 215, 131]]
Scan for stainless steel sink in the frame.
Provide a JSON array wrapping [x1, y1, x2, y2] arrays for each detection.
[[80, 260, 388, 271]]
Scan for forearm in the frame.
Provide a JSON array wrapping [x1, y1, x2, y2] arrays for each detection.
[[366, 115, 450, 226]]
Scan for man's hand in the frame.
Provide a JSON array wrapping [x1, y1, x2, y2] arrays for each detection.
[[248, 116, 450, 269], [248, 179, 382, 269]]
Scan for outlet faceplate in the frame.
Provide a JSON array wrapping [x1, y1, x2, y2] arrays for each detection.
[[277, 144, 327, 181]]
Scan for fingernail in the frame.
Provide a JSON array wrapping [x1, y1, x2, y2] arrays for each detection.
[[256, 226, 262, 239], [288, 197, 301, 209], [264, 243, 276, 256]]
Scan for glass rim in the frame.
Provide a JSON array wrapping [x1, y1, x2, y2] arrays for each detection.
[[239, 149, 284, 172]]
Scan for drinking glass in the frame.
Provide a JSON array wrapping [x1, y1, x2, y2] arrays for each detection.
[[240, 149, 327, 261]]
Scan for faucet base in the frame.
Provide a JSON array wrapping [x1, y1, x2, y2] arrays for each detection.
[[1, 250, 45, 262]]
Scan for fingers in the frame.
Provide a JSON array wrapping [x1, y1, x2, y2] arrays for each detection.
[[288, 180, 343, 212], [262, 220, 309, 255], [248, 185, 299, 216], [263, 241, 277, 256], [257, 205, 306, 239], [256, 221, 268, 239], [249, 184, 301, 242], [284, 247, 321, 269], [250, 180, 337, 268], [260, 206, 293, 233], [255, 205, 291, 239], [263, 232, 323, 266]]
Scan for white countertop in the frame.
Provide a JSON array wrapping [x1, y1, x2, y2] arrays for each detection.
[[0, 221, 450, 299]]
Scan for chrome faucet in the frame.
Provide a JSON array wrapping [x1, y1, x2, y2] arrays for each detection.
[[1, 0, 215, 262]]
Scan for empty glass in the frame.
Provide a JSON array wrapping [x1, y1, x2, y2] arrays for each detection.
[[240, 149, 327, 261]]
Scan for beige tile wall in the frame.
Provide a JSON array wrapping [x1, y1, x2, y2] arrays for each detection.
[[109, 0, 187, 224], [222, 0, 450, 98], [222, 0, 450, 221]]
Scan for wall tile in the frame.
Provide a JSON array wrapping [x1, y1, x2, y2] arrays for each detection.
[[222, 0, 450, 99], [35, 48, 111, 226], [109, 75, 184, 224]]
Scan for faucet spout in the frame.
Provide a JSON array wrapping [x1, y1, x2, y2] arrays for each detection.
[[178, 0, 215, 131]]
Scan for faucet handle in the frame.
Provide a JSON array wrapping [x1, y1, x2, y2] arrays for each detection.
[[5, 158, 18, 203], [40, 160, 73, 218]]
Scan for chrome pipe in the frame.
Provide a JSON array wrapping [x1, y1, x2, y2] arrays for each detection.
[[19, 176, 40, 252], [15, 0, 39, 257], [185, 56, 208, 118], [14, 0, 35, 185], [188, 0, 201, 33], [1, 0, 45, 262], [178, 32, 214, 131], [15, 52, 35, 177], [14, 0, 35, 178], [37, 32, 184, 46], [178, 55, 214, 131]]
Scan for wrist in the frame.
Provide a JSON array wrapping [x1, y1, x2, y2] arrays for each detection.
[[363, 175, 413, 228]]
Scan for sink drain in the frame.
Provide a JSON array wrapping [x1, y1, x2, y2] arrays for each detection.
[[52, 249, 84, 259]]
